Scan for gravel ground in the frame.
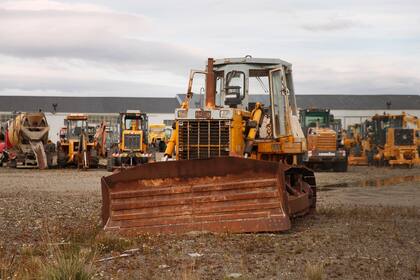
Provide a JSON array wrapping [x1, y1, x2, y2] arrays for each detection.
[[0, 166, 419, 279]]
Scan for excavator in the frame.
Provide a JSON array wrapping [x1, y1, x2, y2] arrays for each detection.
[[101, 57, 316, 234]]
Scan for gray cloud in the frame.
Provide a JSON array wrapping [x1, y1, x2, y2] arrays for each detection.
[[0, 0, 419, 97], [296, 74, 420, 94], [0, 75, 185, 96], [300, 18, 361, 32], [0, 7, 201, 74], [0, 74, 184, 96]]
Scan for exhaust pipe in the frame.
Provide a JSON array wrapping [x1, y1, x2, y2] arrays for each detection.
[[205, 58, 215, 108]]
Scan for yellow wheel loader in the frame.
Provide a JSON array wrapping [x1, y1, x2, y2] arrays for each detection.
[[107, 111, 150, 171], [101, 57, 316, 234], [299, 108, 348, 171], [57, 114, 99, 169], [370, 113, 420, 167]]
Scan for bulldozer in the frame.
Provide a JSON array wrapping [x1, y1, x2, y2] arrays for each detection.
[[101, 57, 316, 234], [6, 112, 50, 169], [57, 114, 99, 169], [370, 113, 420, 167], [107, 111, 150, 171], [299, 108, 347, 171]]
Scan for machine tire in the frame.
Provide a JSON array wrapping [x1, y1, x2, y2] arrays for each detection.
[[9, 158, 17, 168], [57, 151, 67, 168], [333, 160, 348, 172], [107, 157, 114, 172], [140, 157, 148, 164], [89, 149, 99, 168]]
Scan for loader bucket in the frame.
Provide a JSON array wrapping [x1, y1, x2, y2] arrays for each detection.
[[101, 157, 315, 234]]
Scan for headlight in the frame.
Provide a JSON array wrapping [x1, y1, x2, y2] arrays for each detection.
[[219, 109, 231, 119], [177, 110, 188, 118]]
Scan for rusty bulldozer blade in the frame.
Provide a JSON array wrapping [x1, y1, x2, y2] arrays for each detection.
[[101, 157, 316, 234]]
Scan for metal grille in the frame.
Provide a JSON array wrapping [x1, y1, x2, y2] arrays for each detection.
[[178, 120, 230, 160], [124, 134, 141, 150], [394, 129, 414, 146], [316, 135, 337, 151]]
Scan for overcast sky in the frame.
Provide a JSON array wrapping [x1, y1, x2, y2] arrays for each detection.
[[0, 0, 419, 96]]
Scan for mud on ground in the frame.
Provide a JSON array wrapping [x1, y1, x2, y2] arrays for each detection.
[[0, 166, 419, 279]]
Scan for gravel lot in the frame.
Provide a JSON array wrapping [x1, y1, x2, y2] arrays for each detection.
[[1, 166, 419, 279]]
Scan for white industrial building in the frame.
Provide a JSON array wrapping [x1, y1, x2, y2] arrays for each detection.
[[1, 94, 419, 142]]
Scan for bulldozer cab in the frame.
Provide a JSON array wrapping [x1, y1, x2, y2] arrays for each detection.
[[183, 57, 300, 140]]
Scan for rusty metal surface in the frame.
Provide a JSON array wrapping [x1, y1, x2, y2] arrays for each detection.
[[101, 157, 315, 234]]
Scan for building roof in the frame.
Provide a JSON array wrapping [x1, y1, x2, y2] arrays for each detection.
[[0, 96, 178, 114], [176, 94, 420, 110], [0, 94, 419, 114]]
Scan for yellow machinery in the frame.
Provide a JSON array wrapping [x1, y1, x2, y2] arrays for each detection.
[[343, 122, 371, 166], [6, 112, 49, 169], [164, 57, 307, 163], [370, 113, 420, 167], [58, 114, 98, 169], [148, 123, 171, 152], [107, 111, 150, 171], [101, 57, 316, 234], [405, 114, 420, 154], [299, 108, 347, 171]]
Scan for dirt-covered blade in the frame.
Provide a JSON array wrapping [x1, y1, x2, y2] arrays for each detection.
[[101, 157, 315, 234]]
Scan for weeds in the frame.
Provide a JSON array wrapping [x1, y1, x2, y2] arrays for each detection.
[[0, 253, 16, 280], [38, 246, 95, 280], [304, 263, 324, 280], [180, 261, 199, 280]]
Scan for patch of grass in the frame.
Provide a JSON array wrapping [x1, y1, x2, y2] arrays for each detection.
[[0, 253, 16, 280], [38, 247, 95, 280], [304, 263, 324, 280]]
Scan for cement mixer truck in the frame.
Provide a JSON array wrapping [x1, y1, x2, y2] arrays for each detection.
[[7, 112, 50, 169]]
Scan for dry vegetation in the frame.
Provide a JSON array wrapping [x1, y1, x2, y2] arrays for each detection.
[[0, 167, 419, 279]]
